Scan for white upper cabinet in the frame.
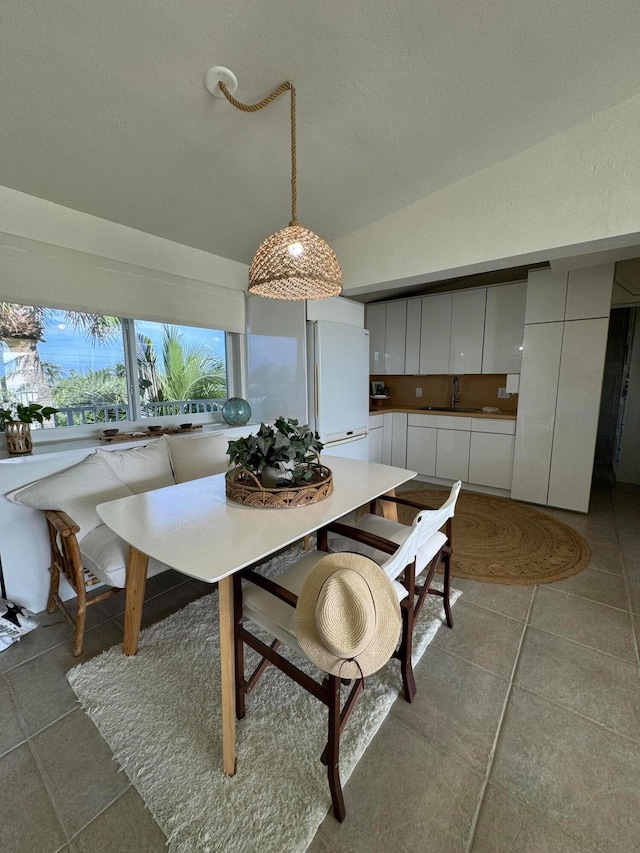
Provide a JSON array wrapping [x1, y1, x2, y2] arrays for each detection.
[[366, 303, 386, 374], [525, 269, 567, 323], [365, 301, 407, 375], [385, 301, 407, 374], [449, 289, 486, 374], [482, 281, 527, 374], [404, 298, 422, 374], [419, 293, 452, 374], [565, 264, 614, 320]]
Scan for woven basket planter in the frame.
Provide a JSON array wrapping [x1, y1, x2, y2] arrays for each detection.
[[225, 464, 333, 508], [5, 421, 33, 455]]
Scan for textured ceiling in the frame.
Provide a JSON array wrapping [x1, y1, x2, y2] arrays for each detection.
[[2, 1, 640, 264]]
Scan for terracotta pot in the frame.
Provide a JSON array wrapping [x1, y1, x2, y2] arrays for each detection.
[[5, 420, 32, 455]]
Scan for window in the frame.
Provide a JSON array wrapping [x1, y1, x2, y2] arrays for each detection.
[[133, 320, 227, 419], [0, 302, 228, 428]]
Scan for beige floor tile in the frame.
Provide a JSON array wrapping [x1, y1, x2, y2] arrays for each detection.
[[0, 743, 67, 853], [432, 599, 524, 678], [71, 787, 166, 851], [307, 829, 339, 853], [448, 577, 534, 622], [529, 587, 637, 662], [472, 784, 595, 853], [515, 627, 640, 741], [8, 621, 123, 735], [544, 566, 629, 611], [319, 715, 483, 852], [492, 687, 640, 852], [0, 608, 74, 674], [622, 551, 640, 580], [587, 543, 625, 575], [32, 708, 130, 838], [626, 577, 640, 615], [0, 672, 27, 756], [391, 645, 509, 769]]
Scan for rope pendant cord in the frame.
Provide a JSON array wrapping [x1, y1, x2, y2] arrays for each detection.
[[218, 81, 298, 225]]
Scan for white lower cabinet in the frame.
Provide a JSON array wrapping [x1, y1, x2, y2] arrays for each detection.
[[369, 425, 384, 463], [390, 412, 408, 468], [469, 433, 515, 489], [406, 426, 437, 476], [436, 429, 470, 481]]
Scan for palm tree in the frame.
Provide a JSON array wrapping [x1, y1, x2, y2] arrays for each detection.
[[137, 326, 226, 409], [0, 302, 120, 405]]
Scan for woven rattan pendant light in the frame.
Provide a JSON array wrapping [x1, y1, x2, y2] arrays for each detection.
[[205, 67, 342, 300]]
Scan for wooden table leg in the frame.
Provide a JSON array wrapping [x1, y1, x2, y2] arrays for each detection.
[[122, 546, 148, 656], [381, 488, 399, 522], [218, 574, 237, 776]]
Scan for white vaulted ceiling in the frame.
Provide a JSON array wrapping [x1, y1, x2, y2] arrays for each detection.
[[2, 1, 640, 264]]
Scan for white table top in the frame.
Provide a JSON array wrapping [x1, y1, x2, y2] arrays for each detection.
[[96, 456, 416, 584]]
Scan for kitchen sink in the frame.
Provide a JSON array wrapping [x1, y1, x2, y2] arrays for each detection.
[[421, 406, 479, 412]]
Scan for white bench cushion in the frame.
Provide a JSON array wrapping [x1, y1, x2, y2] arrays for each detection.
[[6, 453, 134, 541], [166, 432, 229, 483], [98, 437, 175, 493], [80, 523, 170, 588]]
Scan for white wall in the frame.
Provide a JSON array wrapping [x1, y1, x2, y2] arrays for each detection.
[[0, 186, 248, 290], [334, 93, 640, 295]]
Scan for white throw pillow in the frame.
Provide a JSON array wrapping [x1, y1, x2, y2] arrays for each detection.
[[98, 436, 175, 493], [165, 432, 229, 483], [6, 453, 134, 540]]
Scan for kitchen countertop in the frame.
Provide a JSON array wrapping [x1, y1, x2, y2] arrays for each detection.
[[368, 405, 516, 420]]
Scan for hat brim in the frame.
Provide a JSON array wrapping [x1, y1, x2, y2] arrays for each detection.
[[296, 552, 401, 678]]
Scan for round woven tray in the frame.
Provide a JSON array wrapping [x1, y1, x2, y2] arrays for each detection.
[[225, 464, 333, 508]]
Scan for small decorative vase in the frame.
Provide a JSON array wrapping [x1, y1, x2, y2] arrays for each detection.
[[5, 421, 33, 455]]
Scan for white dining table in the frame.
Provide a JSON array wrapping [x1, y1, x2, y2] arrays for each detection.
[[97, 455, 416, 776]]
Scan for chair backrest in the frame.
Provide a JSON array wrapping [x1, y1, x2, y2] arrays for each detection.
[[381, 481, 461, 581]]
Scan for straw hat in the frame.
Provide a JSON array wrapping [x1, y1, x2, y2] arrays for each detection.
[[296, 552, 401, 679]]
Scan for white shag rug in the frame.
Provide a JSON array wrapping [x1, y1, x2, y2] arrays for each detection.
[[68, 546, 461, 853]]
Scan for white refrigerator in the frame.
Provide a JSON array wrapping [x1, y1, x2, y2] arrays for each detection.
[[307, 320, 370, 460]]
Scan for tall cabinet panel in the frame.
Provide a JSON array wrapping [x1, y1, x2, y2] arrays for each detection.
[[366, 303, 386, 374], [449, 289, 486, 374], [510, 323, 564, 505], [547, 318, 609, 512], [482, 281, 527, 374], [419, 293, 452, 374]]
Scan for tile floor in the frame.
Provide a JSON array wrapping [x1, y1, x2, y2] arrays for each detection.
[[1, 475, 639, 852]]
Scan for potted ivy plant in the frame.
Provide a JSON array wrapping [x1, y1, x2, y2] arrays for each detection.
[[0, 402, 60, 455], [227, 416, 324, 488]]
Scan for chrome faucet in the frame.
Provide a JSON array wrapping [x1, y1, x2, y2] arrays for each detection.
[[451, 376, 460, 409]]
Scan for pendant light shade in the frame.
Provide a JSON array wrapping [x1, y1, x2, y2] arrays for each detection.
[[248, 222, 342, 300], [206, 70, 343, 300]]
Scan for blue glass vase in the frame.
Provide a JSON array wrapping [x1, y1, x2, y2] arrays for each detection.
[[222, 397, 252, 426]]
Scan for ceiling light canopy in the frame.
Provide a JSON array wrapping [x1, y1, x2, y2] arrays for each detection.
[[205, 67, 342, 301]]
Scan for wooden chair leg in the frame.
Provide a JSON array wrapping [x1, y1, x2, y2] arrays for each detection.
[[72, 603, 86, 657], [47, 564, 59, 614], [400, 598, 416, 703], [233, 574, 246, 720], [442, 553, 454, 629], [326, 675, 346, 822]]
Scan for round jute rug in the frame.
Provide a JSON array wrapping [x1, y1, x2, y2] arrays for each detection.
[[397, 488, 591, 585]]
